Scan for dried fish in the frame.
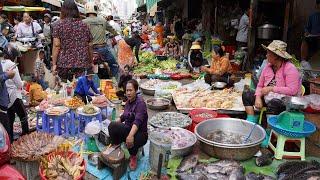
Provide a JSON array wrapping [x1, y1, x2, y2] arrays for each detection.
[[11, 132, 65, 161]]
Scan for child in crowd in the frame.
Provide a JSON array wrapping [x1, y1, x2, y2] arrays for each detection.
[[27, 74, 47, 106], [116, 65, 133, 101], [34, 50, 48, 90]]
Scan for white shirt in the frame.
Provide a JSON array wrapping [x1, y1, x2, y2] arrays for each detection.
[[236, 13, 249, 43], [109, 20, 121, 34], [1, 59, 23, 108], [16, 21, 42, 38]]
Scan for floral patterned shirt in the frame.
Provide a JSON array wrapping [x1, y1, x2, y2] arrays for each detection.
[[52, 18, 93, 68]]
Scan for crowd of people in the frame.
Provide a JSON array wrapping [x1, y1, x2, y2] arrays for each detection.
[[0, 0, 319, 171]]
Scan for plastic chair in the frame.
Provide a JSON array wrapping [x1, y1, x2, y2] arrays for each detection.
[[268, 130, 305, 160], [36, 111, 48, 132], [66, 110, 79, 136], [46, 113, 68, 135]]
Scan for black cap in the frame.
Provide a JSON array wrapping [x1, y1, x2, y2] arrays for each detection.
[[84, 69, 95, 76]]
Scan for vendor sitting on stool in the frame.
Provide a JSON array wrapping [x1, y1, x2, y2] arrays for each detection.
[[108, 79, 148, 171], [200, 45, 232, 85], [188, 41, 204, 73], [242, 40, 301, 123], [74, 69, 101, 104]]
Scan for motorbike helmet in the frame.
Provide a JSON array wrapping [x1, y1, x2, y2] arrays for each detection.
[[85, 2, 98, 15]]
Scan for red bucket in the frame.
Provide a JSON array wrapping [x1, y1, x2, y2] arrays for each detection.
[[188, 109, 230, 132]]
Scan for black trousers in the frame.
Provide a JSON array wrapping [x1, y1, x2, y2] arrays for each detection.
[[108, 122, 148, 156], [0, 106, 11, 142], [7, 99, 29, 140]]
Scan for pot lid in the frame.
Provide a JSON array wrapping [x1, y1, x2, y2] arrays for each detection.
[[258, 24, 280, 29]]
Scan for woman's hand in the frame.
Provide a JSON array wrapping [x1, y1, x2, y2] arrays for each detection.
[[200, 66, 207, 73], [261, 86, 273, 95], [254, 96, 263, 109], [126, 135, 134, 149], [52, 64, 57, 75]]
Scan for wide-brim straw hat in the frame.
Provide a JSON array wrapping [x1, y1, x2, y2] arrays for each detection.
[[262, 40, 292, 59], [190, 42, 201, 50]]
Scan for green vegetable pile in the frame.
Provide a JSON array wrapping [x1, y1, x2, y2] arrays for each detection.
[[290, 55, 301, 68], [134, 52, 178, 74]]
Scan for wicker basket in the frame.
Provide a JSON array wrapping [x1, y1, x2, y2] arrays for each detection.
[[310, 78, 320, 95]]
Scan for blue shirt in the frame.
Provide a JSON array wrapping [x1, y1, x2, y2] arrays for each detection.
[[305, 12, 320, 34], [74, 76, 100, 96], [0, 33, 8, 49], [0, 64, 9, 109]]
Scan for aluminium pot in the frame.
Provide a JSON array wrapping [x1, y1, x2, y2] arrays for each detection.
[[257, 24, 281, 40]]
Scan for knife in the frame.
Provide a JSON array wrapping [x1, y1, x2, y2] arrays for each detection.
[[102, 144, 120, 156]]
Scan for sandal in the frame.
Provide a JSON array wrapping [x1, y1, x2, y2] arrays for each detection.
[[129, 155, 137, 171]]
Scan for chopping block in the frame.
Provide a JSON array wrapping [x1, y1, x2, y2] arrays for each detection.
[[98, 147, 127, 180]]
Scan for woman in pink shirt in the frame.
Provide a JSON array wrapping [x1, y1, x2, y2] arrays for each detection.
[[242, 40, 301, 123]]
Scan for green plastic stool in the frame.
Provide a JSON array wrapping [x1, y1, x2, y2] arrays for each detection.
[[268, 130, 305, 160]]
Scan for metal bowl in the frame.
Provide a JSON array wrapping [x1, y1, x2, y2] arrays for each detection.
[[171, 127, 197, 157], [212, 82, 227, 89], [146, 98, 170, 110], [140, 86, 155, 96], [195, 118, 266, 161]]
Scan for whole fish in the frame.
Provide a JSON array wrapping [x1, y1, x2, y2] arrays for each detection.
[[245, 172, 275, 180], [177, 154, 199, 173], [177, 172, 208, 180], [277, 161, 320, 180], [228, 167, 245, 180]]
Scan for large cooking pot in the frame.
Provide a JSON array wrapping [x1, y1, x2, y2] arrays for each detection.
[[257, 24, 281, 40]]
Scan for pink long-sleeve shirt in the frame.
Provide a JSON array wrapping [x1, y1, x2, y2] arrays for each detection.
[[255, 61, 301, 97]]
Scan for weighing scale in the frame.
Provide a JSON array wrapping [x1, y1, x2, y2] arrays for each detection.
[[277, 96, 309, 132]]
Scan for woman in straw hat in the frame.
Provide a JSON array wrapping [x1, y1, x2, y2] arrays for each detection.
[[242, 40, 301, 123], [188, 41, 204, 73]]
